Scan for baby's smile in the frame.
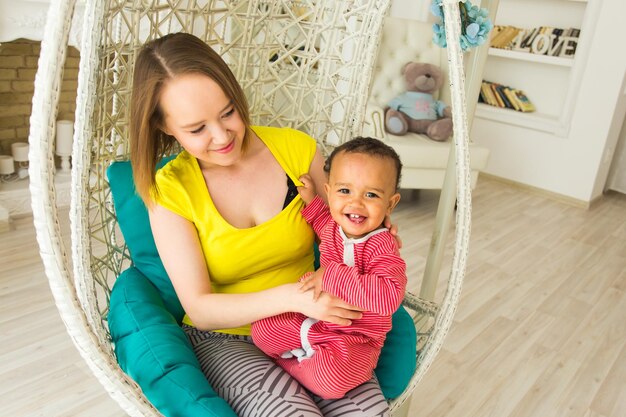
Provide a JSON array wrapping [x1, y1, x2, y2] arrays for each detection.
[[346, 213, 366, 224]]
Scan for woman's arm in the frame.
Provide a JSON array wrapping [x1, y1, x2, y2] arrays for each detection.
[[149, 204, 362, 330]]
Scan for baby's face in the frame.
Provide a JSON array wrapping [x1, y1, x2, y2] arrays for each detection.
[[324, 152, 400, 239]]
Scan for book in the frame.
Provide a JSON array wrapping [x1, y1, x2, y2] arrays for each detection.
[[479, 84, 490, 105], [513, 89, 536, 112], [489, 83, 506, 107], [495, 84, 514, 110], [491, 26, 522, 49], [531, 26, 553, 55], [502, 87, 521, 111], [511, 30, 527, 51], [519, 27, 538, 49], [479, 81, 536, 113], [489, 25, 505, 47], [566, 28, 581, 56], [549, 28, 564, 56], [481, 82, 498, 107]]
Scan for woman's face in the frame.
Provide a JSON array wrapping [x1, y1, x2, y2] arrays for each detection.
[[324, 151, 401, 239], [159, 73, 247, 168]]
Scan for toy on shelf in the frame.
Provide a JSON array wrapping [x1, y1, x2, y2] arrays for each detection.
[[384, 62, 453, 142]]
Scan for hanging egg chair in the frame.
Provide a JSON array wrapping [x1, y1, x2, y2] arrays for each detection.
[[28, 0, 495, 415]]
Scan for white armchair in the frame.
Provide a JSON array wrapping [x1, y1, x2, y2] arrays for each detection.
[[363, 15, 491, 191]]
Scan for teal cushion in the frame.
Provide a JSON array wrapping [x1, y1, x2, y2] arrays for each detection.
[[107, 157, 184, 322], [109, 267, 236, 417], [376, 305, 417, 399], [107, 159, 416, 405]]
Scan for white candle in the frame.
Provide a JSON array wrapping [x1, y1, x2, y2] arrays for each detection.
[[55, 120, 74, 156], [11, 142, 29, 162], [0, 155, 15, 175]]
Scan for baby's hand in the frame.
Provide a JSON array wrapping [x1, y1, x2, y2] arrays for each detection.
[[297, 174, 316, 205], [299, 266, 326, 301]]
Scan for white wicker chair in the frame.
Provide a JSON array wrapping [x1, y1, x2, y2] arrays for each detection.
[[29, 1, 476, 416]]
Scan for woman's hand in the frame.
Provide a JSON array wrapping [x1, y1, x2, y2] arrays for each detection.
[[288, 283, 362, 326], [384, 215, 402, 249]]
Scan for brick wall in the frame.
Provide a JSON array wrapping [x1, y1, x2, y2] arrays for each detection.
[[0, 39, 79, 155]]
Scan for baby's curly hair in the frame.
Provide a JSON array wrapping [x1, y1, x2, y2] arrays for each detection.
[[324, 137, 403, 191]]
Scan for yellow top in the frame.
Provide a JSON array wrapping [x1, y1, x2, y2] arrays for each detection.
[[154, 126, 317, 335]]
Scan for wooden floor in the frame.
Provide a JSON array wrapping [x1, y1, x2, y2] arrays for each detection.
[[1, 176, 625, 417]]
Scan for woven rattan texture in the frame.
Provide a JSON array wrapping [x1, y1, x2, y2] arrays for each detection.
[[28, 1, 475, 416]]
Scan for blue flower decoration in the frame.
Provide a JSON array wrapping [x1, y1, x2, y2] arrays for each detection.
[[431, 0, 493, 51]]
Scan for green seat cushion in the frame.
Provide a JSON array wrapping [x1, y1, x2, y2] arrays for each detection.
[[106, 159, 416, 410], [375, 305, 417, 399], [109, 267, 236, 417], [107, 157, 184, 322]]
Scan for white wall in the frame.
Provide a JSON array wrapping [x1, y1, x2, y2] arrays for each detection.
[[586, 4, 626, 198], [606, 107, 626, 193], [389, 0, 431, 21]]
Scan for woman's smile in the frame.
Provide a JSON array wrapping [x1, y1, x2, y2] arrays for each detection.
[[213, 140, 235, 154]]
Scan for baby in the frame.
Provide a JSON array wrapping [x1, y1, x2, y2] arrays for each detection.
[[252, 137, 407, 399]]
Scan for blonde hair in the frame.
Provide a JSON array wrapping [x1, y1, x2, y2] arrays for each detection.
[[130, 33, 251, 205]]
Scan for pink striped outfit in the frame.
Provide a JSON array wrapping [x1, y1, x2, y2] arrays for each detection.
[[252, 195, 407, 399]]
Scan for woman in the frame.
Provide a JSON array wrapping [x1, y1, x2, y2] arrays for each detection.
[[130, 32, 391, 416]]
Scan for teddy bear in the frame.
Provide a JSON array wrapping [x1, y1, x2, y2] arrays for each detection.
[[384, 62, 453, 142]]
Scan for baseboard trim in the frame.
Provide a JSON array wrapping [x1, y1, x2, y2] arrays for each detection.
[[480, 173, 602, 209]]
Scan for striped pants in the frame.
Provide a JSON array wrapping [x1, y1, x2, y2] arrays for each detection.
[[184, 325, 390, 417]]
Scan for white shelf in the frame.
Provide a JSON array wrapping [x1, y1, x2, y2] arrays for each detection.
[[0, 173, 71, 217], [488, 48, 575, 67], [0, 0, 85, 48], [475, 103, 561, 134], [477, 0, 591, 138]]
